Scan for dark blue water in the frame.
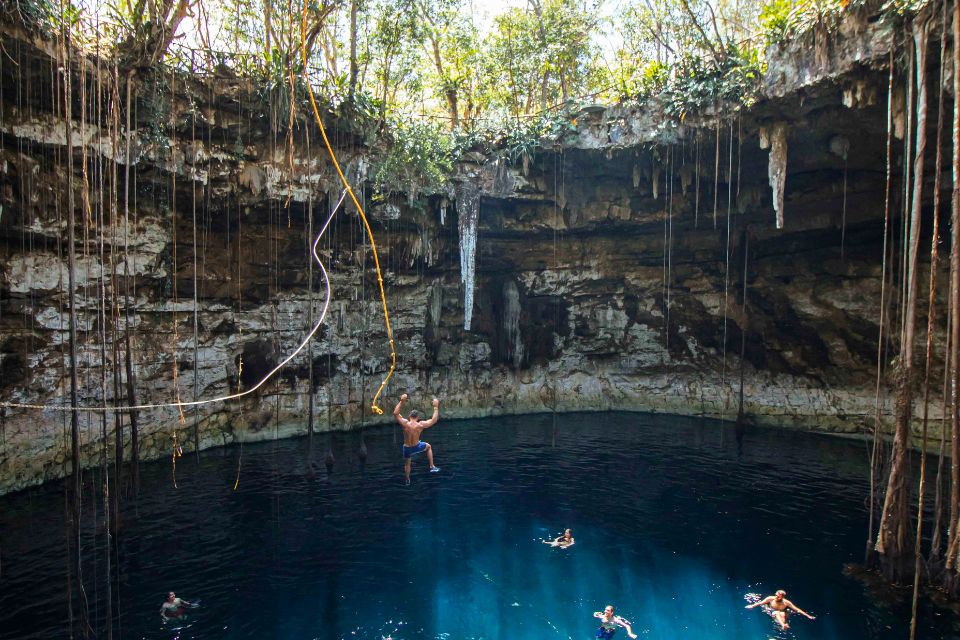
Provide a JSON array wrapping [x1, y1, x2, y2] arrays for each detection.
[[1, 412, 958, 639]]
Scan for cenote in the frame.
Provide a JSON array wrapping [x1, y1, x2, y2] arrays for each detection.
[[2, 413, 957, 640], [7, 0, 960, 638]]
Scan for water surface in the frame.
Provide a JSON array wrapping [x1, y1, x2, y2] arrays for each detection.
[[1, 412, 957, 639]]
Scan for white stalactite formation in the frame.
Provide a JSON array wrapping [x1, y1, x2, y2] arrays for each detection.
[[456, 181, 481, 331], [762, 123, 789, 229]]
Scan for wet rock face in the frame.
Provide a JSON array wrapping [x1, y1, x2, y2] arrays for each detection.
[[0, 16, 948, 494]]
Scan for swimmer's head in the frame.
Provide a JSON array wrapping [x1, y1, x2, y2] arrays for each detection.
[[167, 592, 176, 601], [564, 529, 572, 538], [409, 410, 420, 420], [775, 590, 786, 599], [604, 605, 614, 615]]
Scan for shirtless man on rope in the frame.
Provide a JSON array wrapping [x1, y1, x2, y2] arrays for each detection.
[[745, 589, 815, 630], [393, 394, 441, 484]]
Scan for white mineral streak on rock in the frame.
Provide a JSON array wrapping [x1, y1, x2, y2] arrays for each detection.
[[768, 123, 788, 229], [456, 181, 481, 331], [428, 282, 443, 332], [503, 280, 523, 369]]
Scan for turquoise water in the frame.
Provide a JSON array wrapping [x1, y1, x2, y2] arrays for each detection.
[[1, 412, 957, 639]]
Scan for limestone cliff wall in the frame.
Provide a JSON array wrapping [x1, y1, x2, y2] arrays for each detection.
[[0, 5, 948, 493]]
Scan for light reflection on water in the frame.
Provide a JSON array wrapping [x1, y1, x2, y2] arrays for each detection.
[[1, 412, 958, 639]]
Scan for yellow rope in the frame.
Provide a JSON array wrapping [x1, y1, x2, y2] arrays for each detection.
[[301, 4, 396, 416]]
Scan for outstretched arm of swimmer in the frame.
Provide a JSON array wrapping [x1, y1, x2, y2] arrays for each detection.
[[745, 596, 774, 609], [393, 394, 409, 426], [616, 617, 638, 639], [784, 599, 815, 619], [420, 398, 440, 428]]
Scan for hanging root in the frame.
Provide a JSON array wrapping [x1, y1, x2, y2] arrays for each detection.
[[301, 1, 395, 415]]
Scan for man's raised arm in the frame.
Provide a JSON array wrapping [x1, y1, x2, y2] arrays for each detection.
[[421, 398, 441, 427], [393, 393, 408, 425]]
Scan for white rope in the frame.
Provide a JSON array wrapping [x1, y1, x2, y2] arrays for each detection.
[[0, 190, 348, 413]]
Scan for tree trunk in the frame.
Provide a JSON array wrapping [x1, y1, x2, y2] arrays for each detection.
[[947, 0, 960, 580], [348, 0, 359, 102], [876, 14, 930, 582]]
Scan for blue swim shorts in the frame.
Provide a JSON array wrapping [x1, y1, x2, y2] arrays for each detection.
[[402, 441, 427, 459]]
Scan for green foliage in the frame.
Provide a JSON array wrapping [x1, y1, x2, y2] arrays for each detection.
[[665, 44, 765, 116], [21, 0, 900, 204], [4, 0, 68, 34], [483, 0, 601, 117], [373, 117, 453, 197], [758, 0, 850, 46], [759, 0, 803, 45]]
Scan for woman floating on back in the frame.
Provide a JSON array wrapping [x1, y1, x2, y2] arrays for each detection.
[[543, 528, 575, 548]]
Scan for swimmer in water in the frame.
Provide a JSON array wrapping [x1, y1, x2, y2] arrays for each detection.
[[393, 394, 441, 484], [160, 591, 194, 620], [745, 589, 815, 630], [593, 604, 637, 639], [543, 528, 575, 548]]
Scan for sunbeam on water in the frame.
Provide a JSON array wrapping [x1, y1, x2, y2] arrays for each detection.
[[1, 412, 959, 639]]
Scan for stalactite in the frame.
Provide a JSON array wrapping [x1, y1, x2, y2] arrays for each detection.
[[764, 123, 788, 229], [877, 14, 930, 582], [456, 181, 480, 331]]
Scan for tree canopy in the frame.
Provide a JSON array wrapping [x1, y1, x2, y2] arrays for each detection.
[[7, 0, 858, 195]]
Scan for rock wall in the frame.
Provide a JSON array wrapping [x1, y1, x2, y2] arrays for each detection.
[[0, 5, 951, 493]]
